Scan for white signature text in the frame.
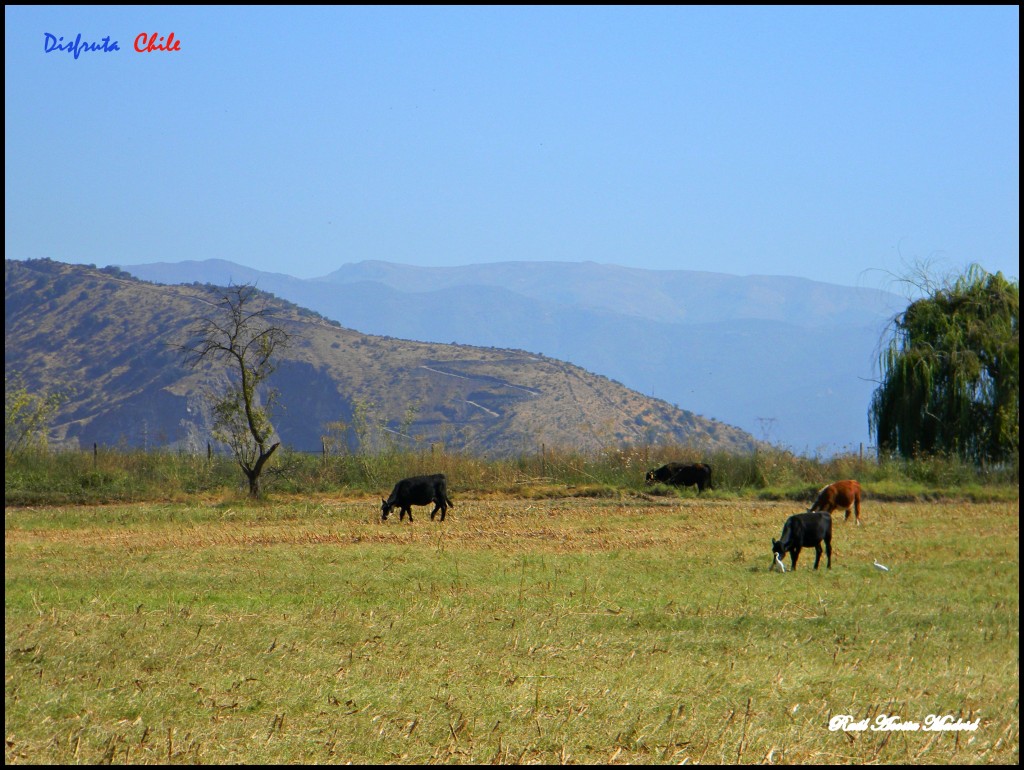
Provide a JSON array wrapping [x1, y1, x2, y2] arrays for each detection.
[[829, 714, 980, 732]]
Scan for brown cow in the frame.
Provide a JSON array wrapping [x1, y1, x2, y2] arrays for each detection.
[[809, 480, 862, 525]]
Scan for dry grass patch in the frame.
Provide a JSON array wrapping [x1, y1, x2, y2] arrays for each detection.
[[6, 497, 1018, 764]]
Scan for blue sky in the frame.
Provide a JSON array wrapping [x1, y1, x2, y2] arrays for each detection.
[[5, 5, 1019, 289]]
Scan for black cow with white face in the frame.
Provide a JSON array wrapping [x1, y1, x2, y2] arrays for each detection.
[[645, 462, 713, 493], [771, 510, 832, 570], [381, 474, 453, 522]]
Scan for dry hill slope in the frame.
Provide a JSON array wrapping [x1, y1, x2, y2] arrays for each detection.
[[121, 257, 904, 454], [5, 259, 758, 456]]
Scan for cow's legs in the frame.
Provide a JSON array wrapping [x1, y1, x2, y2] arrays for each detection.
[[790, 549, 800, 570], [429, 497, 448, 521], [813, 543, 823, 569]]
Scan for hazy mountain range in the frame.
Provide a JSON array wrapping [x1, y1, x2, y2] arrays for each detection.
[[120, 258, 905, 455], [5, 259, 758, 456]]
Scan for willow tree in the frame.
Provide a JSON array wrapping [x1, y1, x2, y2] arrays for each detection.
[[869, 265, 1018, 464], [184, 284, 290, 497]]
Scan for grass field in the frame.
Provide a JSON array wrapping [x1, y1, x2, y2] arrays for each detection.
[[5, 495, 1019, 764]]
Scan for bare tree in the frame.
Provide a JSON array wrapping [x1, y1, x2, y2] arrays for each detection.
[[183, 284, 290, 497]]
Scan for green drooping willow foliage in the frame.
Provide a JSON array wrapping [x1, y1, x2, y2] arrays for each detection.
[[870, 265, 1018, 465]]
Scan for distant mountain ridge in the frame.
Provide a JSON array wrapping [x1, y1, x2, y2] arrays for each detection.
[[5, 259, 758, 456], [321, 259, 897, 326], [119, 258, 904, 454]]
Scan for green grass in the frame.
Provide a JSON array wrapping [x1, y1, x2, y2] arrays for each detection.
[[5, 497, 1018, 764]]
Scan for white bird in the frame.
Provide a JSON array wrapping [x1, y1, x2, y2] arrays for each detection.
[[873, 558, 890, 572], [774, 553, 787, 573]]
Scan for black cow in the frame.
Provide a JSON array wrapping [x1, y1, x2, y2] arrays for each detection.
[[381, 474, 453, 522], [771, 511, 832, 570], [644, 462, 713, 493]]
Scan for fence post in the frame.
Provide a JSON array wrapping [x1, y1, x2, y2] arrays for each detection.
[[93, 442, 98, 469]]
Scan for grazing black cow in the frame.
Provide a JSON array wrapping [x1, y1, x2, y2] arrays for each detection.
[[381, 474, 453, 522], [771, 511, 832, 570], [644, 462, 713, 493]]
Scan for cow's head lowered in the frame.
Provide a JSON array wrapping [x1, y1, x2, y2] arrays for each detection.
[[771, 510, 833, 570]]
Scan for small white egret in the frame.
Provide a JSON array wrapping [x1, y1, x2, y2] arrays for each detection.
[[873, 558, 890, 572], [774, 553, 787, 573]]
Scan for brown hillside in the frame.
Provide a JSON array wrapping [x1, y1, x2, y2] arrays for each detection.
[[5, 259, 758, 456]]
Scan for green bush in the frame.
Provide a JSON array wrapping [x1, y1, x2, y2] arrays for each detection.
[[4, 442, 1018, 507]]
